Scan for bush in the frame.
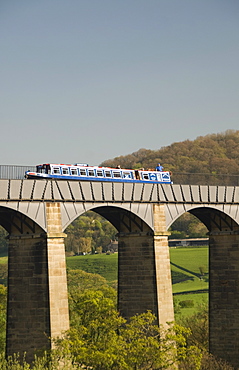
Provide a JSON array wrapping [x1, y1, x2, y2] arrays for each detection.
[[179, 300, 194, 308], [200, 352, 234, 370]]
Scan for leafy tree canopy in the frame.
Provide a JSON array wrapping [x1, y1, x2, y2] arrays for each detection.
[[65, 211, 117, 254], [100, 130, 239, 176]]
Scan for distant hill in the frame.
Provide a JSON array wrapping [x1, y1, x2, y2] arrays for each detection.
[[100, 130, 239, 184]]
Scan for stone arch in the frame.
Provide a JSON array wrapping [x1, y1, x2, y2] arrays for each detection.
[[5, 203, 69, 363], [167, 205, 239, 367], [62, 204, 155, 319], [166, 204, 239, 232], [61, 203, 174, 327], [63, 204, 153, 234], [189, 207, 239, 233], [94, 205, 153, 234], [61, 202, 155, 232], [0, 205, 45, 235]]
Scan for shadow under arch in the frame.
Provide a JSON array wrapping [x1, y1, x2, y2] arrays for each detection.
[[188, 206, 239, 233], [0, 205, 45, 235], [175, 206, 239, 367], [66, 204, 174, 326], [90, 205, 153, 235], [62, 202, 154, 234]]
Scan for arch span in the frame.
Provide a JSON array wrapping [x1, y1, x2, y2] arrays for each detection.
[[0, 205, 45, 235], [63, 204, 153, 235], [167, 205, 239, 367], [61, 202, 154, 232], [0, 201, 49, 232], [166, 204, 239, 232]]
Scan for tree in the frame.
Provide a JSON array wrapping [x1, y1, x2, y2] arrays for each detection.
[[0, 285, 7, 353], [57, 286, 202, 370], [100, 130, 239, 183], [179, 303, 209, 351], [0, 227, 8, 255], [65, 211, 117, 254], [56, 289, 126, 370], [169, 212, 208, 239]]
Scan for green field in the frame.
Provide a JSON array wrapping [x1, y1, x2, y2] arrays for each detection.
[[170, 247, 208, 293], [66, 247, 209, 315], [67, 253, 118, 283], [67, 247, 209, 291], [0, 247, 208, 314]]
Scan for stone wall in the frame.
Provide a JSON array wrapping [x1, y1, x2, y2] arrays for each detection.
[[6, 203, 69, 362]]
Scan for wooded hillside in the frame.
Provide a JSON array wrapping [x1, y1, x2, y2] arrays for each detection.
[[100, 130, 239, 185]]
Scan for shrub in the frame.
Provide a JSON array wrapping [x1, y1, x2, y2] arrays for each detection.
[[179, 300, 194, 308]]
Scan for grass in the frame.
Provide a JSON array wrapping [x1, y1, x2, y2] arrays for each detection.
[[66, 247, 209, 315], [170, 247, 208, 276], [1, 246, 209, 314], [174, 292, 208, 317], [67, 247, 209, 292], [0, 257, 7, 264], [170, 247, 208, 315], [170, 247, 209, 294], [67, 253, 118, 283]]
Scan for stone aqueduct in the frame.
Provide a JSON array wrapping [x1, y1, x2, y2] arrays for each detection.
[[1, 178, 239, 367]]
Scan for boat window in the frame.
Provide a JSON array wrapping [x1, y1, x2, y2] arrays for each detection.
[[37, 166, 44, 174], [62, 167, 69, 175], [97, 170, 103, 177], [162, 172, 170, 181], [105, 170, 112, 177], [71, 168, 78, 176], [52, 167, 60, 174], [88, 169, 95, 177], [142, 173, 149, 180], [149, 173, 157, 181], [80, 169, 87, 176], [123, 171, 132, 179], [45, 165, 50, 174], [113, 171, 122, 178]]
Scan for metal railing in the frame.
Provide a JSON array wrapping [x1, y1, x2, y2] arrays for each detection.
[[0, 165, 35, 179], [0, 166, 239, 186], [172, 172, 239, 186]]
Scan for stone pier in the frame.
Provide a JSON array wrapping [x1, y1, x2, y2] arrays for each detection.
[[6, 203, 69, 362], [209, 230, 239, 368], [118, 204, 174, 326]]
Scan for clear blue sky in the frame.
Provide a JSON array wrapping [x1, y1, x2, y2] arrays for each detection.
[[1, 0, 239, 165]]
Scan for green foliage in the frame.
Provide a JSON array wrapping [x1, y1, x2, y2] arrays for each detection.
[[0, 285, 7, 353], [67, 253, 118, 283], [169, 212, 208, 239], [0, 264, 7, 286], [57, 289, 125, 370], [0, 351, 82, 369], [67, 268, 109, 293], [0, 268, 231, 369], [67, 268, 117, 324], [59, 269, 203, 369], [199, 266, 206, 276], [0, 226, 8, 256], [179, 300, 194, 308], [199, 352, 235, 370], [57, 289, 201, 370], [170, 230, 188, 239], [101, 130, 239, 177], [65, 211, 117, 254], [179, 303, 209, 351]]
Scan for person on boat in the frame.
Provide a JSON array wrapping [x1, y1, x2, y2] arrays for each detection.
[[156, 163, 164, 171]]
